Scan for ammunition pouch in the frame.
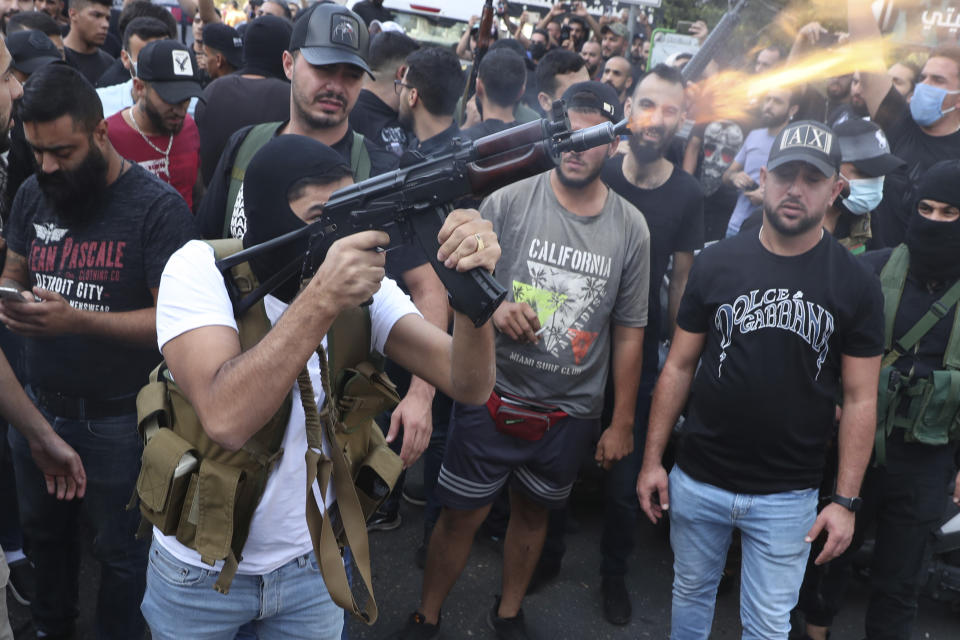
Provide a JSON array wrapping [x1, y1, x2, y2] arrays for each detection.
[[130, 239, 402, 624], [876, 366, 960, 465]]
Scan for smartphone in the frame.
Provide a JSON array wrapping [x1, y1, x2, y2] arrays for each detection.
[[677, 20, 694, 33], [0, 285, 33, 302]]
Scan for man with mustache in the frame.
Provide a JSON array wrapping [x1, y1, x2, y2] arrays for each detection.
[[723, 86, 800, 236], [848, 0, 960, 247], [197, 3, 396, 242], [107, 40, 203, 210], [389, 81, 650, 640], [638, 119, 883, 639], [62, 0, 113, 85], [597, 63, 704, 626], [198, 3, 450, 507], [0, 63, 195, 640]]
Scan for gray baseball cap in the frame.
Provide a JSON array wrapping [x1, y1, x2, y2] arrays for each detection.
[[833, 119, 906, 178], [289, 3, 373, 78]]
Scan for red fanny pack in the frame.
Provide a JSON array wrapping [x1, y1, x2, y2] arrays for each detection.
[[485, 390, 568, 442]]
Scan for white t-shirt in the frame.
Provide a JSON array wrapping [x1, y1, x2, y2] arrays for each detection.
[[153, 240, 418, 575]]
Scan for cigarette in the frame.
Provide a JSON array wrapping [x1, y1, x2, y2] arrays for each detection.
[[534, 326, 547, 336]]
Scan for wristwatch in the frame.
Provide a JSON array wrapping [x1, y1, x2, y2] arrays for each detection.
[[831, 494, 862, 512]]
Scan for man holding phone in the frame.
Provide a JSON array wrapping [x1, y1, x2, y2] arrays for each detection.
[[722, 86, 801, 236], [0, 64, 195, 639]]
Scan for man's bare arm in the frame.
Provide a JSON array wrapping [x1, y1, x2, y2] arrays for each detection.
[[848, 0, 891, 118], [668, 251, 694, 335], [387, 263, 449, 466], [806, 353, 880, 564], [0, 249, 157, 346], [595, 324, 644, 469], [636, 328, 706, 522], [197, 0, 220, 25]]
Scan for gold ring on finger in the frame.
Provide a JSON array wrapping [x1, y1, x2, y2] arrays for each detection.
[[475, 233, 485, 253]]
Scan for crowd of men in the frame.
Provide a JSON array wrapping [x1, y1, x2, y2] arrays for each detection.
[[0, 0, 958, 639]]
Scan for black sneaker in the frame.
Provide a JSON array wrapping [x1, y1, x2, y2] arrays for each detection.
[[382, 611, 440, 640], [486, 597, 530, 640], [402, 481, 427, 506], [7, 557, 35, 606], [367, 510, 402, 532], [601, 575, 631, 625]]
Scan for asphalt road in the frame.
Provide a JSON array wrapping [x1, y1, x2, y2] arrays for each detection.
[[6, 463, 959, 639]]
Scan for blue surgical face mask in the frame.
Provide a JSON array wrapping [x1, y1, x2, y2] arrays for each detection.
[[840, 173, 884, 215], [909, 83, 960, 127]]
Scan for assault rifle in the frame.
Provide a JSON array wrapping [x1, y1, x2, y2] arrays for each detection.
[[681, 0, 749, 83], [218, 101, 629, 327]]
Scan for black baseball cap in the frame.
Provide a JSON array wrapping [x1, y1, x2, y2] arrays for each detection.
[[6, 30, 61, 75], [203, 23, 244, 69], [136, 40, 203, 104], [767, 120, 842, 178], [289, 3, 372, 78], [561, 81, 622, 124], [833, 119, 906, 178]]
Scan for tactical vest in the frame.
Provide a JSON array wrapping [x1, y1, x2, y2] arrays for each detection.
[[223, 123, 373, 238], [836, 211, 872, 255], [875, 244, 960, 465], [133, 239, 401, 624]]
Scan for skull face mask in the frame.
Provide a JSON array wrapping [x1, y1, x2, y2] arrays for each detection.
[[701, 120, 744, 196]]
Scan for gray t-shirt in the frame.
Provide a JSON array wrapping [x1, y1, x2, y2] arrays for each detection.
[[481, 172, 651, 418]]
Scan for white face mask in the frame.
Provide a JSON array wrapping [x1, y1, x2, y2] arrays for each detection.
[[840, 173, 885, 215]]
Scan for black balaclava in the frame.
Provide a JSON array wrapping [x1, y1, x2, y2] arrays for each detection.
[[240, 15, 293, 80], [905, 159, 960, 283], [242, 134, 351, 303]]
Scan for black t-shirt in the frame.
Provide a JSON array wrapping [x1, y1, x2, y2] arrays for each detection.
[[351, 1, 393, 25], [689, 119, 748, 242], [64, 47, 115, 86], [460, 119, 516, 140], [95, 57, 129, 88], [862, 248, 956, 379], [415, 123, 461, 157], [196, 74, 292, 186], [349, 89, 410, 156], [197, 123, 400, 240], [4, 165, 197, 397], [872, 87, 960, 248], [602, 155, 704, 374], [676, 231, 884, 493]]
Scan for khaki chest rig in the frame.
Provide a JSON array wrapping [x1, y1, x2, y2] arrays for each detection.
[[132, 239, 401, 624]]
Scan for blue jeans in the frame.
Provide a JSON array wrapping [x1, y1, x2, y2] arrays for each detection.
[[141, 541, 343, 640], [8, 401, 148, 639], [668, 466, 817, 639]]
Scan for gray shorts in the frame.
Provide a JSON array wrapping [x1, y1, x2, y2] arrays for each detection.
[[436, 401, 600, 510]]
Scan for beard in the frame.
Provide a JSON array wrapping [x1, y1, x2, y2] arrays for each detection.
[[826, 79, 851, 101], [293, 86, 349, 131], [760, 110, 789, 129], [628, 125, 672, 163], [36, 141, 109, 226], [142, 99, 184, 135], [556, 156, 604, 189], [763, 197, 823, 237]]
